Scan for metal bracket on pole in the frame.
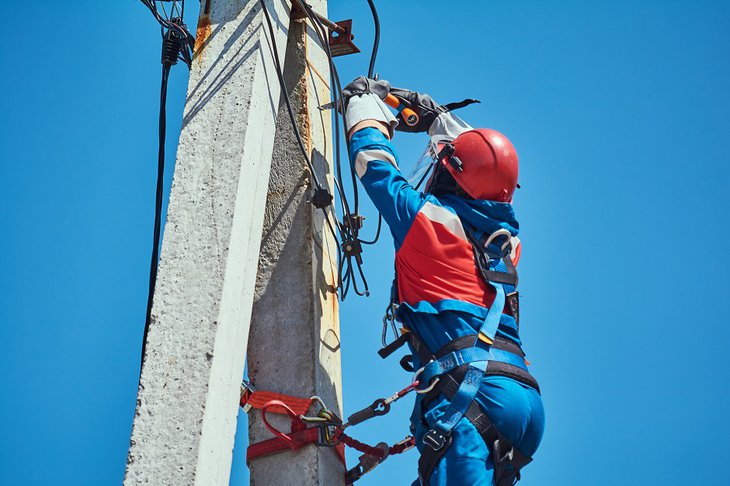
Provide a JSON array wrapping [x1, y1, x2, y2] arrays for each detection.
[[291, 0, 359, 56], [328, 19, 360, 57]]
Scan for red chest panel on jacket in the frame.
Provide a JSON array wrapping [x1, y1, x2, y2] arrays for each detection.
[[395, 203, 497, 309]]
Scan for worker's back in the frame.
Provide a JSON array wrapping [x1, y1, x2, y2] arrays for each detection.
[[395, 193, 523, 358]]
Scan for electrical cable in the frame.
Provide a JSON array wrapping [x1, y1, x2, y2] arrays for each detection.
[[139, 1, 193, 369], [260, 0, 328, 192], [360, 0, 385, 247], [141, 63, 171, 366], [295, 1, 369, 298], [259, 0, 346, 290], [298, 4, 356, 221], [365, 0, 380, 79]]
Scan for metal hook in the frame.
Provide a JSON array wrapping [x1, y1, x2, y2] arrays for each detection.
[[483, 228, 512, 253], [412, 364, 440, 394]]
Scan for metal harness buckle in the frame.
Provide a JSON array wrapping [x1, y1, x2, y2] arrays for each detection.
[[493, 438, 515, 463], [239, 380, 256, 413], [423, 429, 450, 451]]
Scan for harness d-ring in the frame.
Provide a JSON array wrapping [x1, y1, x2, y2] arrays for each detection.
[[413, 363, 440, 394], [483, 228, 513, 253]]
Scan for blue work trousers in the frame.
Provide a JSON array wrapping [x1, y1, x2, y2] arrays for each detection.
[[410, 376, 544, 486]]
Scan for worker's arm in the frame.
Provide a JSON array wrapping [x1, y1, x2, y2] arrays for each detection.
[[342, 78, 468, 246], [347, 124, 425, 247], [341, 78, 427, 247]]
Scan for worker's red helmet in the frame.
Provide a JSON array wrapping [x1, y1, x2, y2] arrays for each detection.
[[437, 128, 519, 202]]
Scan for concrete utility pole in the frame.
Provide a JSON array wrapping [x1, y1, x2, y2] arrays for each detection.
[[246, 0, 342, 484], [123, 0, 320, 484]]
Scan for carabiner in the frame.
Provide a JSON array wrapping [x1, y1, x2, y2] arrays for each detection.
[[381, 301, 400, 348], [413, 363, 440, 394], [301, 396, 341, 426]]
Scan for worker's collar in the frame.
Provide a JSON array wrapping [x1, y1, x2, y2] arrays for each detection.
[[437, 194, 519, 237]]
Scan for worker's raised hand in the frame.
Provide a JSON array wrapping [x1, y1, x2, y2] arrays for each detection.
[[341, 76, 392, 104], [388, 88, 445, 133], [342, 76, 398, 139]]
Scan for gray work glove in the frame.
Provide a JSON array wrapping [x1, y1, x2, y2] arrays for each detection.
[[389, 88, 446, 133], [342, 76, 397, 137], [341, 76, 391, 104], [390, 88, 481, 135]]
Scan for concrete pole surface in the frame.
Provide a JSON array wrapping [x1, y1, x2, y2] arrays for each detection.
[[125, 1, 291, 484], [247, 1, 343, 485]]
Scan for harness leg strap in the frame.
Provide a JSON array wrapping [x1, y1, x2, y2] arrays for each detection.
[[417, 388, 533, 485]]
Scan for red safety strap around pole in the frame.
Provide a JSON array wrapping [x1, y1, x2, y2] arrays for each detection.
[[246, 428, 346, 464], [246, 398, 345, 465], [240, 389, 314, 416], [246, 427, 323, 461]]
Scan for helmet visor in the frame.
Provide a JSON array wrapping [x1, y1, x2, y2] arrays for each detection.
[[407, 142, 439, 191]]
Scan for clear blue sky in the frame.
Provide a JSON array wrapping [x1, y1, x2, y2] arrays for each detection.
[[1, 1, 729, 485]]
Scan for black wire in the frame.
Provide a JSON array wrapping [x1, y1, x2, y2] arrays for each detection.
[[297, 3, 365, 299], [365, 0, 380, 79], [353, 258, 370, 296], [259, 0, 345, 275], [260, 0, 327, 191], [298, 4, 356, 224], [139, 1, 193, 371], [141, 63, 171, 367], [359, 0, 385, 247]]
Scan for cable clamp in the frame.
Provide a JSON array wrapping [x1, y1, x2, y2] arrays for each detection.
[[161, 17, 186, 66], [341, 238, 363, 263], [310, 188, 333, 209], [343, 214, 365, 231]]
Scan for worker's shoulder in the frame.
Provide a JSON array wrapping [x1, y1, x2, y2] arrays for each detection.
[[422, 195, 460, 217], [410, 196, 468, 239]]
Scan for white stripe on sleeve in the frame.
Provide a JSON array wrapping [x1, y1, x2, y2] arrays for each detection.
[[354, 149, 398, 178]]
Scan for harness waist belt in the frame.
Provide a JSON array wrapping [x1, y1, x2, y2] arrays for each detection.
[[415, 334, 539, 393]]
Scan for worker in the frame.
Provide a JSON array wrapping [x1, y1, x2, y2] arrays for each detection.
[[342, 77, 544, 485]]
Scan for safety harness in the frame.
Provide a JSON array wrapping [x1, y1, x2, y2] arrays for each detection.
[[242, 227, 538, 485], [379, 226, 539, 485]]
